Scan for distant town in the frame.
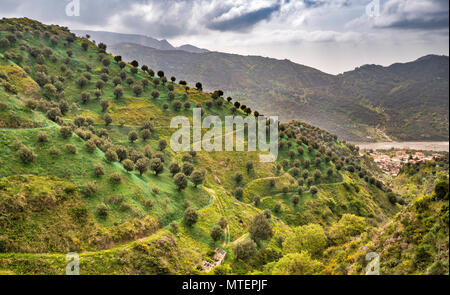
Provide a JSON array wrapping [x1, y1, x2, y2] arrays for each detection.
[[362, 150, 445, 176]]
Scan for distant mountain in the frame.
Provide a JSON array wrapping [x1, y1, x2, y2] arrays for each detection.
[[109, 42, 449, 141], [177, 44, 209, 53], [73, 30, 209, 53]]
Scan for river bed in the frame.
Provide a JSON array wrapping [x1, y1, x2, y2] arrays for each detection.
[[352, 141, 449, 152]]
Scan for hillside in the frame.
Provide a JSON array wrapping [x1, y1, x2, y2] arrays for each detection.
[[106, 41, 449, 142], [0, 18, 447, 275]]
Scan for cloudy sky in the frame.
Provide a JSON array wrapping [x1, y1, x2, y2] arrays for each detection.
[[1, 0, 448, 74]]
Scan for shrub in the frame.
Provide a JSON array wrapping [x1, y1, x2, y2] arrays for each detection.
[[190, 170, 205, 188], [150, 158, 164, 175], [234, 240, 257, 261], [18, 146, 36, 163], [210, 225, 224, 243], [37, 132, 49, 143], [234, 172, 243, 183], [105, 149, 119, 162], [136, 158, 150, 176], [49, 146, 60, 157], [274, 202, 282, 213], [182, 162, 194, 176], [328, 214, 367, 244], [434, 180, 449, 200], [96, 203, 109, 218], [94, 164, 105, 177], [109, 173, 122, 184], [83, 182, 98, 197], [272, 252, 323, 275], [234, 187, 243, 199], [66, 144, 77, 154], [85, 139, 97, 153], [144, 199, 154, 210], [123, 159, 135, 172], [141, 129, 151, 141], [249, 214, 273, 241], [284, 224, 327, 257], [218, 217, 228, 229], [128, 131, 138, 143], [169, 162, 181, 176], [174, 173, 188, 191], [158, 139, 167, 151], [184, 207, 198, 227], [253, 195, 261, 207]]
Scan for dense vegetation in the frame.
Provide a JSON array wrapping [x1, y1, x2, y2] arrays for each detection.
[[0, 18, 448, 275]]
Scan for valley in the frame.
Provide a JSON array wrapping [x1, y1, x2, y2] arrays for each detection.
[[70, 31, 449, 143]]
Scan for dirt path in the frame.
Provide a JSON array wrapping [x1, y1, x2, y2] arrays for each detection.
[[204, 187, 231, 246]]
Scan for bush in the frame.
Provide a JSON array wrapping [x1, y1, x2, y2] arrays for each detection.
[[83, 182, 98, 197], [128, 131, 138, 143], [234, 240, 257, 261], [249, 214, 273, 241], [218, 217, 228, 229], [174, 173, 188, 191], [66, 144, 77, 154], [109, 173, 122, 184], [85, 139, 97, 153], [60, 126, 72, 138], [18, 146, 36, 163], [37, 132, 49, 143], [184, 207, 198, 227], [150, 158, 164, 175], [272, 252, 323, 275], [234, 187, 243, 199], [105, 149, 119, 162], [182, 162, 194, 176], [96, 203, 109, 218], [49, 146, 60, 157], [190, 170, 205, 187], [234, 172, 243, 183], [283, 224, 327, 257], [94, 164, 105, 177], [274, 202, 282, 213], [136, 158, 150, 176], [123, 159, 135, 172], [434, 180, 449, 200], [210, 225, 224, 243]]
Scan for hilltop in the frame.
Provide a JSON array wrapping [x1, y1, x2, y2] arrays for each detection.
[[0, 18, 447, 275], [74, 30, 209, 53], [103, 39, 448, 142]]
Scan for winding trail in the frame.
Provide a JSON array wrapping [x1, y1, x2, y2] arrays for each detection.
[[204, 187, 231, 245]]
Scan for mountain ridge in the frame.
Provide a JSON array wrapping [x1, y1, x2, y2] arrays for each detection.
[[73, 30, 209, 53], [108, 41, 448, 142]]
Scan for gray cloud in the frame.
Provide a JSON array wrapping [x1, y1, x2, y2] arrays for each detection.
[[374, 0, 449, 30], [207, 3, 281, 32], [0, 0, 447, 74]]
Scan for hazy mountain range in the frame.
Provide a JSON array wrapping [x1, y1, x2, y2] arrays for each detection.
[[74, 30, 209, 53], [77, 30, 449, 142]]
